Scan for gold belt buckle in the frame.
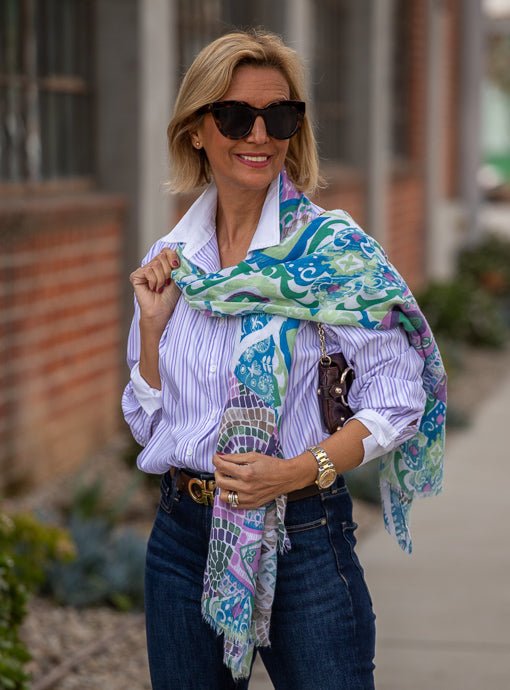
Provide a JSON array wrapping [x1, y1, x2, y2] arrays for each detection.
[[188, 478, 215, 506]]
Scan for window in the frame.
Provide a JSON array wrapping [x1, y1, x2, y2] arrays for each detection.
[[0, 0, 94, 185], [312, 0, 351, 163], [177, 0, 285, 73], [391, 0, 411, 160], [177, 0, 223, 74]]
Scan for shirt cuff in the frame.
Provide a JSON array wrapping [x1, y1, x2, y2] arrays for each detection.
[[346, 409, 399, 464], [130, 362, 163, 416]]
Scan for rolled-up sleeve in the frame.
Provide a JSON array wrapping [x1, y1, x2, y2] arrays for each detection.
[[130, 362, 163, 415], [326, 324, 426, 462]]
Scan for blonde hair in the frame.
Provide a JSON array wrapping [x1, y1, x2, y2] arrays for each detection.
[[167, 29, 320, 195]]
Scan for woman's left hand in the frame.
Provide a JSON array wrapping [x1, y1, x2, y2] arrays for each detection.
[[212, 452, 295, 509]]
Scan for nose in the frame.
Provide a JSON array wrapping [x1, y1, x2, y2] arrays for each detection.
[[246, 115, 269, 143]]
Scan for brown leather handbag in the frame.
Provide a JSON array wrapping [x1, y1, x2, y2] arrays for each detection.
[[316, 323, 355, 433]]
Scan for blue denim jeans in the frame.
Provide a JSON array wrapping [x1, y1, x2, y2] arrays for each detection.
[[145, 470, 376, 690]]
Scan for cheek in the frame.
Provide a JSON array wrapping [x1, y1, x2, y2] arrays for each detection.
[[277, 142, 290, 163], [197, 118, 225, 155]]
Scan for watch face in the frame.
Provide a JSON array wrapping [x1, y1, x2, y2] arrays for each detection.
[[318, 468, 337, 489]]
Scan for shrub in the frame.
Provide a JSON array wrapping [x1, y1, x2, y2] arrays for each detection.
[[458, 234, 510, 298], [43, 477, 147, 611], [0, 512, 73, 690], [417, 279, 508, 348]]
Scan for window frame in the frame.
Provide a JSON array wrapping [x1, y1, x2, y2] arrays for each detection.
[[0, 0, 95, 195]]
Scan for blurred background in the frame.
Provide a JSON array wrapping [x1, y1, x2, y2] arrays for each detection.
[[1, 1, 510, 689]]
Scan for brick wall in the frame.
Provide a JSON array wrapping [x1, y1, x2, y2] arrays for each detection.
[[386, 172, 426, 288], [0, 194, 126, 492]]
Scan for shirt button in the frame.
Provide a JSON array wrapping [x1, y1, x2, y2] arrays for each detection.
[[185, 448, 193, 457], [209, 364, 217, 373]]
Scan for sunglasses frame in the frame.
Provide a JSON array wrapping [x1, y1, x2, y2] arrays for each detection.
[[197, 100, 306, 140]]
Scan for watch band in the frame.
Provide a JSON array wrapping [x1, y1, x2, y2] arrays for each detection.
[[307, 445, 337, 489]]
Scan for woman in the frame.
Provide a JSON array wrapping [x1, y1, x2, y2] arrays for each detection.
[[122, 29, 446, 690]]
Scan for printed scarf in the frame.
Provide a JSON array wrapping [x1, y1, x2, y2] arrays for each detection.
[[172, 171, 447, 679]]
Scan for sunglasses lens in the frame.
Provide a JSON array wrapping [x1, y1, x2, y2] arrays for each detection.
[[213, 104, 253, 139], [265, 104, 301, 139], [210, 101, 304, 140]]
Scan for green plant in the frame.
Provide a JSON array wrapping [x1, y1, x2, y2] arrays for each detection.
[[43, 477, 147, 611], [0, 512, 74, 690], [458, 234, 510, 298], [44, 516, 146, 610], [0, 553, 30, 690], [417, 279, 508, 348], [69, 473, 142, 525]]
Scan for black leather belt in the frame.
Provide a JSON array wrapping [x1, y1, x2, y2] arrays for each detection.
[[170, 468, 321, 507]]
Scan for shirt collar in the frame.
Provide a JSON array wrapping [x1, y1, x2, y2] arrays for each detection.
[[161, 175, 281, 261]]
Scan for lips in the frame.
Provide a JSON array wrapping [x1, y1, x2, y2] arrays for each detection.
[[235, 153, 272, 168], [238, 154, 270, 162]]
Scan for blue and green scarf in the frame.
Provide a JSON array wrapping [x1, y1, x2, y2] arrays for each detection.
[[172, 170, 447, 678]]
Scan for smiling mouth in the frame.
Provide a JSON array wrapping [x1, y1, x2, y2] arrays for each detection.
[[237, 154, 271, 163]]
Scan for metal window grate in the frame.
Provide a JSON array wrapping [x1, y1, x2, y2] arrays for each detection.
[[176, 0, 285, 74], [312, 0, 350, 163], [0, 0, 94, 184], [391, 0, 411, 160]]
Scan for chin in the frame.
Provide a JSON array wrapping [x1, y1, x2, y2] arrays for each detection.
[[234, 169, 279, 191]]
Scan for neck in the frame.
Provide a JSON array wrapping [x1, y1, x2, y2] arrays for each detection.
[[215, 185, 269, 250]]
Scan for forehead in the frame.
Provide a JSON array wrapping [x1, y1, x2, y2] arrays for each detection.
[[222, 65, 290, 105]]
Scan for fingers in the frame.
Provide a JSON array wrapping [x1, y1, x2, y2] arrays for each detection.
[[217, 487, 269, 510], [220, 488, 256, 510], [130, 249, 180, 292], [219, 489, 241, 508], [147, 249, 179, 291], [213, 453, 253, 470], [214, 469, 243, 493]]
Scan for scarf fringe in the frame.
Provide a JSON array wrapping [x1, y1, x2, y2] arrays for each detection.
[[380, 478, 444, 555], [201, 609, 271, 680]]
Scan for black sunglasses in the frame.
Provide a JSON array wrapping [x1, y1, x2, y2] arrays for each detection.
[[197, 100, 305, 140]]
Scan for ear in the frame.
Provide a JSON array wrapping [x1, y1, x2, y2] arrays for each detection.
[[189, 129, 203, 150]]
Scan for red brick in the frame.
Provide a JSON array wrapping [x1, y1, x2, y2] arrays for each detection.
[[0, 193, 126, 492]]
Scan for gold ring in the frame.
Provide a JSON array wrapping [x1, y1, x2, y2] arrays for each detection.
[[227, 490, 239, 508]]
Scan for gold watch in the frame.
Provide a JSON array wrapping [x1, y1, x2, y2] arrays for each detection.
[[307, 446, 337, 489]]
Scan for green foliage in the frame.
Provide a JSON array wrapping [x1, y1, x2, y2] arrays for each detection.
[[458, 234, 510, 299], [43, 478, 146, 611], [417, 234, 510, 350], [417, 279, 508, 349], [70, 473, 142, 525], [0, 553, 30, 690], [0, 512, 73, 690]]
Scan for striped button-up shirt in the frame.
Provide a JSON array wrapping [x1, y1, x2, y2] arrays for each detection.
[[122, 181, 426, 475]]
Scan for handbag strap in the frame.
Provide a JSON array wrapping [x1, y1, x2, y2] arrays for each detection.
[[317, 323, 332, 365]]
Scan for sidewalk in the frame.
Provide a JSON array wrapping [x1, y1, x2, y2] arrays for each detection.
[[358, 370, 510, 690]]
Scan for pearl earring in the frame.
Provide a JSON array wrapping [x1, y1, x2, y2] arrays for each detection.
[[194, 141, 201, 148]]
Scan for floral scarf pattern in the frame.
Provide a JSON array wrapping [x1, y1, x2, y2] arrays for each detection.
[[172, 171, 447, 678]]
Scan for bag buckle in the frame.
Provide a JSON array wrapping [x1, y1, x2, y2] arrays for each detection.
[[188, 478, 216, 506]]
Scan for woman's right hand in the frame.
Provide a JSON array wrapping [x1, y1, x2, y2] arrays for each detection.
[[129, 248, 181, 332]]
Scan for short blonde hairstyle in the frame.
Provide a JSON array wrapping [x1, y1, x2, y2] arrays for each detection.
[[167, 29, 320, 195]]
